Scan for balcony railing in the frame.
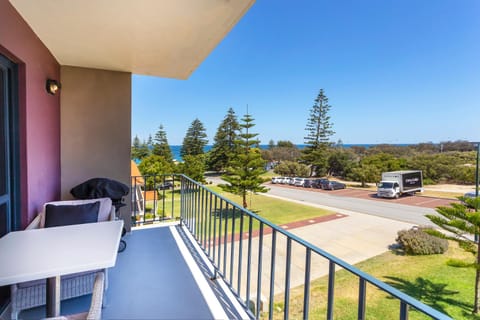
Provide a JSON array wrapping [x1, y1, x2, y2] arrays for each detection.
[[131, 174, 451, 320]]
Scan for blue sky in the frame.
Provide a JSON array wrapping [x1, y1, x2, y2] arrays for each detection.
[[132, 0, 480, 145]]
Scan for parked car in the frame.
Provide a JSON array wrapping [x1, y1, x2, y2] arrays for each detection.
[[157, 181, 174, 190], [293, 177, 307, 187], [271, 177, 283, 184], [281, 177, 292, 184], [323, 181, 346, 190], [464, 191, 478, 199], [303, 179, 314, 188], [312, 178, 329, 189]]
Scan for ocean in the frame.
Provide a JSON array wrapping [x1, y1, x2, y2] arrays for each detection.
[[169, 144, 411, 161]]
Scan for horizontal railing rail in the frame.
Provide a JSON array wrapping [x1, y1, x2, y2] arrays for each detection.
[[177, 174, 451, 320]]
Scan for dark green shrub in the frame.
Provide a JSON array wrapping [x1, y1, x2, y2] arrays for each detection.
[[446, 259, 473, 268], [396, 228, 448, 255]]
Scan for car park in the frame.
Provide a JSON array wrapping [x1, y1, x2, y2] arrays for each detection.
[[323, 181, 346, 190]]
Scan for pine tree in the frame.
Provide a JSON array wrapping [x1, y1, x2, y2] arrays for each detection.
[[302, 89, 335, 176], [220, 112, 267, 209], [207, 108, 240, 171], [131, 135, 142, 160], [146, 134, 154, 154], [131, 135, 150, 161], [152, 124, 173, 162], [268, 139, 275, 149], [180, 118, 208, 158]]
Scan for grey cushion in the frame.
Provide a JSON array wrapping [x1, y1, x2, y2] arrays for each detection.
[[45, 202, 100, 228]]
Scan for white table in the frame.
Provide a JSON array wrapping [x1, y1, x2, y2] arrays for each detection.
[[0, 220, 124, 317]]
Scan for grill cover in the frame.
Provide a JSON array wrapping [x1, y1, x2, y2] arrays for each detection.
[[70, 177, 129, 201]]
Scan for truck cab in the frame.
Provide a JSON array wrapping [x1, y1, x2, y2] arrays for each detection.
[[377, 181, 401, 199]]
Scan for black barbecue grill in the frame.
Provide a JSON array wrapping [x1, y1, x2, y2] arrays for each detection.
[[70, 177, 129, 252]]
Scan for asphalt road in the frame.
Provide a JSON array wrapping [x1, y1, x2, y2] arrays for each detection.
[[206, 175, 441, 226], [265, 184, 437, 226]]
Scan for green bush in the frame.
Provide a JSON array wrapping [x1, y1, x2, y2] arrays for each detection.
[[446, 259, 474, 268], [396, 228, 448, 255]]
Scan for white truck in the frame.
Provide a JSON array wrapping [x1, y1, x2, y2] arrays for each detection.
[[377, 170, 423, 199]]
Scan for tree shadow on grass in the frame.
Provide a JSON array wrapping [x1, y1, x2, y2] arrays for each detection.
[[212, 208, 243, 219], [384, 276, 472, 317]]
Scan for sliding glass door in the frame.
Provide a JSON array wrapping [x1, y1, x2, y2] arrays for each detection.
[[0, 53, 20, 312]]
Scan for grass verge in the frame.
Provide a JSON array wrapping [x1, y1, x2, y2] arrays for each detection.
[[270, 241, 478, 319]]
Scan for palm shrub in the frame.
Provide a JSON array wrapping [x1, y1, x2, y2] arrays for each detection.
[[426, 196, 480, 314]]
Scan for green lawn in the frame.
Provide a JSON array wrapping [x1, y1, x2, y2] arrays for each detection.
[[140, 185, 333, 229], [269, 241, 479, 320], [206, 186, 333, 225]]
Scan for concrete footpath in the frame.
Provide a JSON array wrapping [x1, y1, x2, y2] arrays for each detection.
[[225, 193, 415, 299], [265, 192, 415, 266]]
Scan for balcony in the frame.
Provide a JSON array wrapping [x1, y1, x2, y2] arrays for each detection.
[[18, 175, 450, 319]]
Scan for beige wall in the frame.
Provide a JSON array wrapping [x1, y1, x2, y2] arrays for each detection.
[[60, 66, 132, 230]]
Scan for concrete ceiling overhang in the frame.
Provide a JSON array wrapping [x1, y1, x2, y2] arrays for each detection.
[[10, 0, 255, 79]]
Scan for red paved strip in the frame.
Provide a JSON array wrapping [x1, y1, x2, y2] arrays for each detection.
[[279, 213, 347, 230], [208, 213, 348, 246]]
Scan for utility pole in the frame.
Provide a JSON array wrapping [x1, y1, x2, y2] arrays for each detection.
[[475, 142, 479, 200], [473, 142, 479, 243]]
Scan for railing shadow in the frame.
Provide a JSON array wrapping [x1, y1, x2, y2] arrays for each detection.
[[384, 276, 471, 317]]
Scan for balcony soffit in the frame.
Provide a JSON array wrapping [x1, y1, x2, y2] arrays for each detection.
[[9, 0, 255, 79]]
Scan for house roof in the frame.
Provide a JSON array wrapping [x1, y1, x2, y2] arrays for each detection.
[[131, 160, 144, 185], [10, 0, 255, 79]]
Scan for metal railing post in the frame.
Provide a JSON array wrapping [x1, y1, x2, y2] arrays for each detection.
[[303, 248, 311, 320], [246, 215, 253, 313], [230, 206, 236, 286], [256, 223, 264, 319], [284, 238, 292, 319], [237, 211, 244, 297], [268, 230, 276, 320], [327, 261, 335, 320], [358, 278, 366, 320]]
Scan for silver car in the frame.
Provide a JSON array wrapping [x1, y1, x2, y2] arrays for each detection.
[[271, 177, 283, 184], [293, 177, 306, 187], [281, 177, 292, 184], [464, 191, 478, 198]]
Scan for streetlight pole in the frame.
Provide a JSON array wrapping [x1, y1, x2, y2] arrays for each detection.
[[475, 142, 479, 200], [472, 142, 479, 243]]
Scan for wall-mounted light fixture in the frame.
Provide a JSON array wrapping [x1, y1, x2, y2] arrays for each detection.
[[46, 79, 61, 95]]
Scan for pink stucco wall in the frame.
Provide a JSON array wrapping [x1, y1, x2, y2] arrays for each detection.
[[0, 0, 61, 227]]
